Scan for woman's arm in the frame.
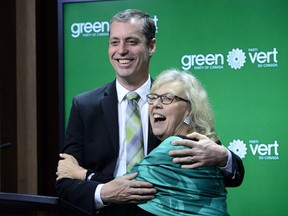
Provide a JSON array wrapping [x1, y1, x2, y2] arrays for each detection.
[[56, 153, 87, 180]]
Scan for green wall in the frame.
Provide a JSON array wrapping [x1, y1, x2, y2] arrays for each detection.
[[61, 0, 288, 215]]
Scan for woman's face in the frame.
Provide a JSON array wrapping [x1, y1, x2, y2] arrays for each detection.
[[149, 82, 190, 141]]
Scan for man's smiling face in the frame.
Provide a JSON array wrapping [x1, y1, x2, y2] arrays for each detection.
[[108, 19, 155, 87]]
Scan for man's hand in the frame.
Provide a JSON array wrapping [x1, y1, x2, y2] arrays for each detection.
[[169, 132, 228, 169], [56, 153, 87, 180], [101, 172, 156, 205]]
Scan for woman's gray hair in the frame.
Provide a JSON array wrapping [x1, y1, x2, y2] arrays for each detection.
[[151, 68, 218, 141], [110, 9, 156, 45]]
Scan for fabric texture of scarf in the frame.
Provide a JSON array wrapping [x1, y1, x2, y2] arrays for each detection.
[[129, 136, 229, 216]]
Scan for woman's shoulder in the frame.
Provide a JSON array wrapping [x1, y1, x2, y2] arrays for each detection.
[[164, 135, 184, 142], [160, 136, 186, 150]]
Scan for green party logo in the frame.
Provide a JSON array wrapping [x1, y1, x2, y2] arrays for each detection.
[[249, 139, 279, 160], [181, 48, 278, 70], [228, 139, 247, 159], [70, 21, 110, 38], [228, 139, 280, 160], [70, 15, 159, 38], [247, 48, 278, 68], [227, 48, 246, 69]]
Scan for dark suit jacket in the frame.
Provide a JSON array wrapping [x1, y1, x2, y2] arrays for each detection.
[[56, 80, 244, 215]]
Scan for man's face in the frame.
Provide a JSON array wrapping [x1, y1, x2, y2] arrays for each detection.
[[108, 19, 156, 86]]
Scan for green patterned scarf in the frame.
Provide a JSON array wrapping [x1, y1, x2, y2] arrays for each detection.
[[129, 136, 229, 216]]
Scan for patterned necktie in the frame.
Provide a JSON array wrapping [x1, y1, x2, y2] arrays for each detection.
[[125, 92, 144, 171]]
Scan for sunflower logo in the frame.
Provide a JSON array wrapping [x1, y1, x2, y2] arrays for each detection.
[[227, 48, 246, 69], [228, 139, 247, 159]]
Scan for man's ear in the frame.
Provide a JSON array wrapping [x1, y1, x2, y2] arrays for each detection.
[[149, 38, 156, 56]]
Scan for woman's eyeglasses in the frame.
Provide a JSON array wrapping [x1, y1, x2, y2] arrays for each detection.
[[147, 93, 189, 105]]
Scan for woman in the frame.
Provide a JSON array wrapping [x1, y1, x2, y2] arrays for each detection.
[[129, 69, 228, 215], [57, 69, 228, 215]]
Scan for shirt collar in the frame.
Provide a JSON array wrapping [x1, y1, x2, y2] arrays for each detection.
[[116, 75, 151, 103]]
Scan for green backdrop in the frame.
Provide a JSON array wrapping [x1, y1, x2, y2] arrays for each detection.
[[59, 0, 288, 215]]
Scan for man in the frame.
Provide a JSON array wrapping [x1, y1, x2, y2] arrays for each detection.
[[56, 9, 244, 215]]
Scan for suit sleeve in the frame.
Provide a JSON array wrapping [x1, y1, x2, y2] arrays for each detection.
[[223, 150, 245, 187], [56, 97, 99, 214]]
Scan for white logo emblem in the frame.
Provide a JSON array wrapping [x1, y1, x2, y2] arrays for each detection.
[[227, 48, 246, 69], [228, 139, 247, 159]]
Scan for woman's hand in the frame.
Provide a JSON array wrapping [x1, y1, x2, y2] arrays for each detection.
[[56, 153, 87, 180]]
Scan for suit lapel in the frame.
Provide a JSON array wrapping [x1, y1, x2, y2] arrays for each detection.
[[101, 79, 160, 155], [101, 81, 119, 154]]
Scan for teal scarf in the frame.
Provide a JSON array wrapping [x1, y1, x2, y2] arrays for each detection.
[[129, 136, 229, 216]]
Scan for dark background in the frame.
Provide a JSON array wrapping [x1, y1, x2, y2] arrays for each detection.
[[0, 0, 59, 196]]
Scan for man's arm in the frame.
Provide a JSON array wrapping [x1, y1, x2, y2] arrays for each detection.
[[56, 153, 156, 213], [222, 150, 245, 187], [56, 98, 100, 213]]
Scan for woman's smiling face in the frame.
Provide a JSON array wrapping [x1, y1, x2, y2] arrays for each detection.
[[149, 82, 190, 141]]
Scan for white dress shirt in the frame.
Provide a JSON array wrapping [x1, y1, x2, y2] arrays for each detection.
[[95, 77, 151, 208]]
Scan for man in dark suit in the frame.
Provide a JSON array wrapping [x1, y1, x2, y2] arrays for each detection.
[[56, 9, 244, 215]]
